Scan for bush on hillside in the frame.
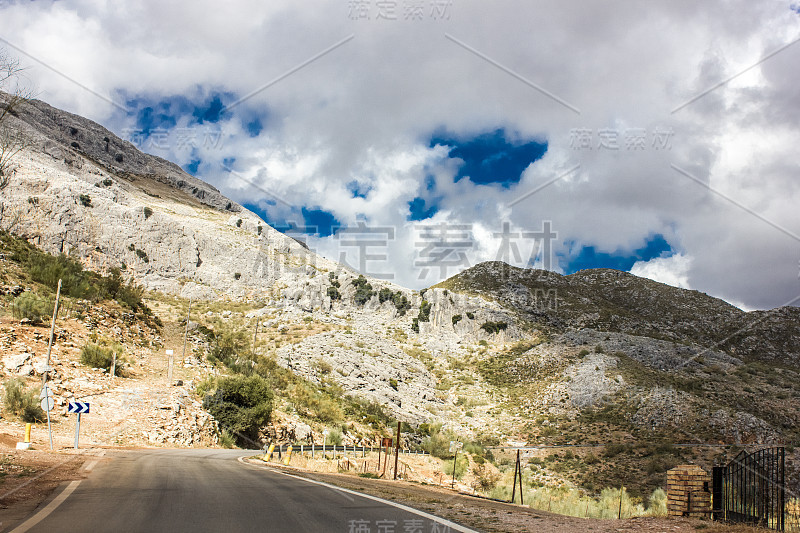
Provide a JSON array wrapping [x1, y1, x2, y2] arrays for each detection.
[[11, 292, 53, 324], [80, 341, 126, 376], [202, 374, 273, 447], [3, 379, 45, 422]]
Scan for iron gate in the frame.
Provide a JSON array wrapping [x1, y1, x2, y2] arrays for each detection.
[[712, 447, 785, 531]]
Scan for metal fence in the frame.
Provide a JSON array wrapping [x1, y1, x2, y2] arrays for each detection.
[[712, 447, 785, 531]]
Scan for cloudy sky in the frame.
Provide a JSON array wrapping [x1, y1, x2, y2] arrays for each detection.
[[1, 0, 799, 310]]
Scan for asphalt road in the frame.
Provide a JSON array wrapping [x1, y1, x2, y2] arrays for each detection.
[[13, 449, 473, 533]]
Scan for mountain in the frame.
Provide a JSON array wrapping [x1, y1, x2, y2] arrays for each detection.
[[2, 94, 799, 498]]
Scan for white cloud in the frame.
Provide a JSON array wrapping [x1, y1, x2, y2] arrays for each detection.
[[2, 0, 800, 308], [630, 254, 692, 290]]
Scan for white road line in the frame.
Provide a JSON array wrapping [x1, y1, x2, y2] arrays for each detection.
[[9, 480, 81, 533], [239, 457, 478, 533]]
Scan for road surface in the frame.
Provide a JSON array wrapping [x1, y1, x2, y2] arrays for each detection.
[[12, 449, 473, 533]]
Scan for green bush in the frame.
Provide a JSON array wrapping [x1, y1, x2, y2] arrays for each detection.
[[326, 428, 343, 445], [417, 301, 432, 322], [79, 194, 92, 207], [421, 424, 457, 459], [291, 383, 343, 423], [11, 292, 53, 324], [392, 292, 410, 315], [143, 206, 153, 219], [327, 286, 341, 300], [3, 379, 45, 422], [378, 287, 393, 303], [351, 275, 374, 305], [203, 374, 273, 447], [480, 321, 508, 334], [648, 488, 667, 516], [135, 249, 149, 263], [451, 314, 462, 326], [443, 453, 469, 479], [80, 342, 125, 375]]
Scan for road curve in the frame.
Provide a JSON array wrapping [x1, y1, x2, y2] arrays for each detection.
[[14, 449, 474, 533]]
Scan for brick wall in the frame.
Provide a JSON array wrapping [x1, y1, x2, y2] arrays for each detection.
[[666, 464, 711, 518]]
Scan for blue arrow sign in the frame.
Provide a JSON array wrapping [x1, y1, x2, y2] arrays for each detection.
[[68, 402, 90, 414]]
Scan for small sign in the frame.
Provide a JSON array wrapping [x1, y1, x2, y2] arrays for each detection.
[[166, 349, 174, 355], [40, 386, 53, 399], [68, 402, 90, 414], [449, 441, 463, 453], [41, 396, 55, 411], [382, 437, 393, 448]]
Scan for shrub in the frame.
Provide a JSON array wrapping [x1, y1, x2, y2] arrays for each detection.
[[648, 488, 667, 516], [257, 225, 263, 235], [291, 383, 343, 423], [203, 374, 273, 447], [378, 287, 393, 303], [480, 321, 508, 334], [234, 272, 241, 280], [411, 318, 419, 333], [328, 272, 340, 287], [143, 207, 153, 219], [115, 153, 123, 163], [11, 292, 52, 324], [79, 194, 92, 207], [327, 286, 341, 300], [326, 428, 343, 446], [578, 348, 590, 357], [417, 301, 432, 322], [219, 430, 236, 449], [236, 219, 242, 227], [443, 453, 469, 479], [392, 292, 410, 315], [3, 379, 46, 422], [102, 178, 113, 187], [452, 314, 462, 326], [81, 342, 125, 375], [421, 424, 458, 459], [351, 275, 374, 305], [466, 312, 475, 319], [135, 249, 149, 263]]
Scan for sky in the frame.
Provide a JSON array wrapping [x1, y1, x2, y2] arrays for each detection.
[[1, 0, 799, 310]]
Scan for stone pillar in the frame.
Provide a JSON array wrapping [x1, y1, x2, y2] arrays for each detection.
[[666, 464, 711, 518]]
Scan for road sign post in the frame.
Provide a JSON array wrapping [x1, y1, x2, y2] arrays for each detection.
[[68, 402, 90, 449]]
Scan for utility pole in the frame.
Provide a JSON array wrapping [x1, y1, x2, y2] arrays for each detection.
[[42, 279, 62, 451]]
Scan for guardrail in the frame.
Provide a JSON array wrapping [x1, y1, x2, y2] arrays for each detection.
[[264, 443, 429, 459]]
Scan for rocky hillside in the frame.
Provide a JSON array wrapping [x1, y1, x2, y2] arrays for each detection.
[[2, 94, 799, 499]]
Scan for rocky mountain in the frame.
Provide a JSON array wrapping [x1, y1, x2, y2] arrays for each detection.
[[2, 94, 799, 497]]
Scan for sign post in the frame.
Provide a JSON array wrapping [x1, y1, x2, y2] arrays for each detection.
[[68, 402, 90, 449]]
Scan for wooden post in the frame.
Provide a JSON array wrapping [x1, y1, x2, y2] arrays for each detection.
[[511, 450, 519, 503], [252, 319, 259, 349], [181, 297, 192, 362], [43, 278, 62, 451], [518, 451, 524, 505], [393, 421, 401, 480], [618, 486, 624, 519]]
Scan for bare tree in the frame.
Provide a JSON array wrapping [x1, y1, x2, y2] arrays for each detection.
[[0, 48, 33, 189]]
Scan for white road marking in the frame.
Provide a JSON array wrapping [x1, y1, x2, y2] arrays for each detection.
[[239, 457, 478, 533], [9, 480, 81, 533]]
